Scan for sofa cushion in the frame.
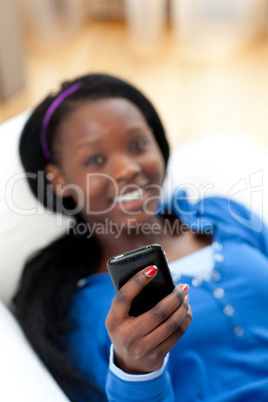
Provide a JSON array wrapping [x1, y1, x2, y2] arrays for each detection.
[[0, 300, 69, 401]]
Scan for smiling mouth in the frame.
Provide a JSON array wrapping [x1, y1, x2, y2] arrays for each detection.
[[113, 186, 147, 203]]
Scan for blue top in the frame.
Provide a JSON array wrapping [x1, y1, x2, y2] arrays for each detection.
[[68, 191, 268, 401]]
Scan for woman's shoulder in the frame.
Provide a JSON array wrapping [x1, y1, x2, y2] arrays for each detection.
[[168, 190, 268, 255], [169, 189, 262, 231]]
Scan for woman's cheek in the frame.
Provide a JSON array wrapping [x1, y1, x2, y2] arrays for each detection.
[[85, 175, 113, 204], [147, 158, 165, 184]]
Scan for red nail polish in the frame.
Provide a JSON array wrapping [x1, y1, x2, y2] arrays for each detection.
[[145, 266, 158, 277], [185, 294, 189, 302], [181, 284, 189, 293]]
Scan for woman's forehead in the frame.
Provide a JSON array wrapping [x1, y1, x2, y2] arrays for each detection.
[[55, 98, 151, 147]]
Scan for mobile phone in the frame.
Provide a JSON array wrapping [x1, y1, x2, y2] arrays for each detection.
[[107, 244, 175, 317]]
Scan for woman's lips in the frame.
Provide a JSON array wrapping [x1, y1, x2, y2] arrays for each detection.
[[112, 185, 149, 213]]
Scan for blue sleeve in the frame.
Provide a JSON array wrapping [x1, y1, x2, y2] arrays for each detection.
[[105, 347, 174, 401], [106, 366, 174, 402]]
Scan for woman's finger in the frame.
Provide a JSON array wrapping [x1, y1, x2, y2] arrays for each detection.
[[108, 265, 158, 322], [133, 284, 189, 336], [154, 307, 192, 355], [116, 306, 192, 374], [142, 298, 191, 347]]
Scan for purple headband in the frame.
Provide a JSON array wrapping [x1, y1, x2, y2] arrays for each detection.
[[40, 82, 82, 161]]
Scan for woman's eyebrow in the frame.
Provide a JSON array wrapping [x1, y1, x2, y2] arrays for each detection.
[[126, 126, 149, 135], [75, 139, 101, 150]]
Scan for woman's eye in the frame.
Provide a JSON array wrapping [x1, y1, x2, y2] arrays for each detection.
[[84, 156, 104, 166], [130, 139, 149, 152]]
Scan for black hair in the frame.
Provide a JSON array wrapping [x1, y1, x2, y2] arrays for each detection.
[[13, 73, 170, 400]]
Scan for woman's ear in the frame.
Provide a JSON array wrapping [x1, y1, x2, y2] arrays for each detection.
[[44, 164, 72, 198]]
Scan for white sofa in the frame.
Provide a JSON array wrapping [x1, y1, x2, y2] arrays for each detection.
[[1, 112, 268, 400], [0, 112, 69, 401]]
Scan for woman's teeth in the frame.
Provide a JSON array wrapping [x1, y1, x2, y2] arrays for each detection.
[[114, 188, 144, 203]]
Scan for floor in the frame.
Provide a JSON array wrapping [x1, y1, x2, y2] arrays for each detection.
[[1, 20, 268, 150]]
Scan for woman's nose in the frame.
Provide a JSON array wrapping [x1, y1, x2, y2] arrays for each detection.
[[112, 156, 141, 182]]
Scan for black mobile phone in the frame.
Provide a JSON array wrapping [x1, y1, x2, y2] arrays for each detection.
[[107, 244, 175, 317]]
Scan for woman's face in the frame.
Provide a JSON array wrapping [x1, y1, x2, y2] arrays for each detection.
[[49, 98, 165, 230]]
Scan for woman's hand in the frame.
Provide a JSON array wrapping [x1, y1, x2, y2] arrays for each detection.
[[105, 266, 192, 374]]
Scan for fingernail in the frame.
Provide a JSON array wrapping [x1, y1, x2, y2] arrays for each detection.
[[181, 284, 189, 293], [188, 304, 192, 312], [145, 265, 158, 277], [185, 294, 189, 302]]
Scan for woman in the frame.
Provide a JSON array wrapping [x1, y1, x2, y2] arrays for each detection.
[[14, 73, 268, 401]]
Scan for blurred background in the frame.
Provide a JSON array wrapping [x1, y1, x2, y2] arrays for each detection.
[[1, 0, 268, 150]]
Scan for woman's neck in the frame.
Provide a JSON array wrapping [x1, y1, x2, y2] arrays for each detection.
[[93, 213, 212, 274], [94, 215, 188, 274], [99, 216, 167, 254]]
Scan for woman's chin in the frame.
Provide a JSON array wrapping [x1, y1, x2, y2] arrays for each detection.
[[117, 209, 160, 233]]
